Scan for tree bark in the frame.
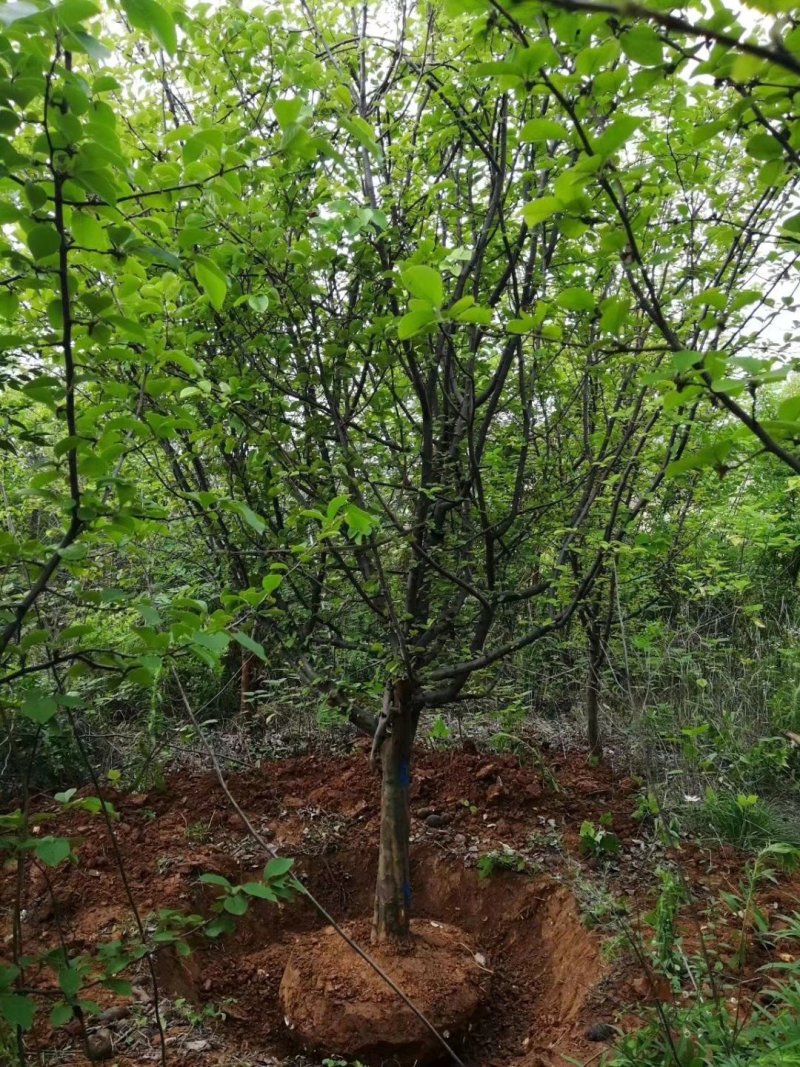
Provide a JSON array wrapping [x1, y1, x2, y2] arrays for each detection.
[[240, 652, 253, 715], [372, 682, 415, 943], [586, 624, 603, 761]]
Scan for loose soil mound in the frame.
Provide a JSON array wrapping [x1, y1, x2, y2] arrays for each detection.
[[280, 919, 487, 1064]]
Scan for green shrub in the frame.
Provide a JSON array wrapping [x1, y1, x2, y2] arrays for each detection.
[[697, 788, 800, 851], [579, 818, 621, 858]]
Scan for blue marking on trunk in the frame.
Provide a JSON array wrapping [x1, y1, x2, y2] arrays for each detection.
[[399, 760, 410, 787], [403, 880, 412, 905]]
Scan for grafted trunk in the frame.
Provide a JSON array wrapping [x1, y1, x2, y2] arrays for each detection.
[[372, 683, 415, 943], [586, 625, 602, 761]]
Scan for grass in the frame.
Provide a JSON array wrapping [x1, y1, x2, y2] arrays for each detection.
[[695, 788, 800, 851]]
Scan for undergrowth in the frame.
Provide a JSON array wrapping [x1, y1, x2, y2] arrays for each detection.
[[607, 985, 800, 1067], [599, 844, 800, 1067], [696, 788, 800, 851]]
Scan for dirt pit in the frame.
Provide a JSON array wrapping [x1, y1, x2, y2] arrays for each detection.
[[155, 851, 608, 1067], [280, 919, 487, 1064], [7, 747, 788, 1067]]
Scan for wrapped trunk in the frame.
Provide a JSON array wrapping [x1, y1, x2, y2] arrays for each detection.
[[372, 682, 415, 942]]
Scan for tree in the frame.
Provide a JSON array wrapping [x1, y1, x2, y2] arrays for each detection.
[[0, 0, 797, 959]]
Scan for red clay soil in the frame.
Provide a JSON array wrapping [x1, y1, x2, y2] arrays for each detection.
[[280, 919, 486, 1064], [2, 746, 798, 1067]]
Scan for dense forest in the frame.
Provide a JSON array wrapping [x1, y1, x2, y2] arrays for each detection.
[[1, 0, 800, 1065]]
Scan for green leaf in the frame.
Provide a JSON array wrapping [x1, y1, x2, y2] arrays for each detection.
[[456, 305, 492, 325], [223, 892, 249, 915], [240, 881, 277, 900], [67, 30, 110, 60], [58, 965, 82, 998], [0, 967, 20, 994], [621, 24, 663, 66], [57, 0, 101, 26], [121, 0, 177, 55], [594, 115, 640, 157], [326, 494, 348, 521], [0, 109, 19, 134], [777, 395, 800, 421], [21, 691, 58, 724], [35, 837, 72, 867], [520, 118, 568, 142], [102, 978, 133, 996], [232, 631, 267, 662], [198, 872, 232, 888], [0, 202, 21, 223], [274, 97, 303, 129], [24, 182, 47, 210], [58, 543, 88, 561], [192, 631, 230, 655], [446, 295, 475, 319], [668, 440, 734, 477], [555, 287, 596, 312], [0, 292, 19, 320], [74, 167, 118, 205], [133, 244, 180, 269], [264, 856, 294, 881], [341, 115, 381, 156], [26, 224, 60, 261], [599, 297, 629, 334], [195, 256, 228, 312], [401, 265, 444, 307], [0, 993, 35, 1030], [50, 1001, 74, 1028], [71, 211, 110, 250], [397, 308, 436, 339], [205, 915, 235, 938], [746, 133, 781, 161], [522, 197, 560, 227], [507, 315, 534, 335], [343, 504, 375, 540], [576, 38, 621, 75], [671, 350, 703, 372], [93, 74, 121, 92], [230, 501, 266, 534], [262, 573, 283, 595]]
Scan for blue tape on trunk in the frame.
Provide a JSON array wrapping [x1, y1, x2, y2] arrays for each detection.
[[403, 881, 412, 905], [399, 760, 410, 787]]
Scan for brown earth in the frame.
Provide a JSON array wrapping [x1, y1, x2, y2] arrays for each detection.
[[2, 745, 798, 1067], [280, 919, 486, 1064]]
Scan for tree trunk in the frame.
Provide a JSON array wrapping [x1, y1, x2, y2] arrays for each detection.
[[586, 625, 603, 761], [372, 683, 415, 943], [240, 648, 251, 717], [240, 652, 253, 716]]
